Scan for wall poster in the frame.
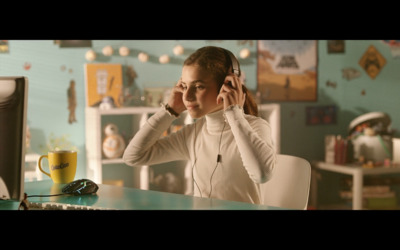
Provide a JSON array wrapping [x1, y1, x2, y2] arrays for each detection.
[[257, 40, 318, 102], [359, 45, 386, 79], [84, 63, 123, 107], [0, 40, 9, 53]]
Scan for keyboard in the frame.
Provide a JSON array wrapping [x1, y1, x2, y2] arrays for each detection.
[[27, 201, 115, 210]]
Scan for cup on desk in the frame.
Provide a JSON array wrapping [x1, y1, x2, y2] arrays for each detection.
[[38, 150, 77, 184]]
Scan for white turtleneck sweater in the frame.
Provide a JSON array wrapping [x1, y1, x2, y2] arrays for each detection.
[[123, 105, 276, 204]]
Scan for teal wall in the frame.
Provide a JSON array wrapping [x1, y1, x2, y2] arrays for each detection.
[[285, 40, 400, 162], [1, 40, 399, 184]]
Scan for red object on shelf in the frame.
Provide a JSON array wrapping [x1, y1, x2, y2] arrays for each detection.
[[334, 136, 349, 164]]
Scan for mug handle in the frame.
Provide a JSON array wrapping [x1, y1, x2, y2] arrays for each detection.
[[38, 155, 51, 178]]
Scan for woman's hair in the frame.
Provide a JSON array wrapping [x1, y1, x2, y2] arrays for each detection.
[[183, 46, 258, 116]]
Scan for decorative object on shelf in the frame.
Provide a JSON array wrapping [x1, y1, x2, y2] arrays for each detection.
[[123, 65, 141, 106], [333, 135, 351, 165], [99, 96, 115, 110], [85, 49, 96, 61], [84, 63, 123, 107], [359, 45, 386, 79], [119, 46, 130, 56], [349, 112, 393, 164], [325, 135, 335, 163], [39, 133, 78, 154], [102, 45, 114, 56], [138, 52, 149, 62], [102, 123, 126, 159], [144, 87, 170, 107]]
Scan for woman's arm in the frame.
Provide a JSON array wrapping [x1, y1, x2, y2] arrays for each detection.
[[122, 108, 189, 167], [224, 105, 276, 184]]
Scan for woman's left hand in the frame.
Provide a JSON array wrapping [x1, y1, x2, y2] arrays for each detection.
[[216, 74, 246, 110]]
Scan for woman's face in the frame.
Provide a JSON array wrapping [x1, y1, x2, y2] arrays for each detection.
[[181, 64, 223, 118]]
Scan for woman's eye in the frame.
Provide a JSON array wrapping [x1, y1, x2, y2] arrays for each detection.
[[196, 85, 204, 89]]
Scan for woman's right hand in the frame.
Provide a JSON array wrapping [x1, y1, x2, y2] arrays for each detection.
[[167, 78, 186, 115]]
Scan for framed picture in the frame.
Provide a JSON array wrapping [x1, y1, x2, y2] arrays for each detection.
[[359, 45, 386, 79], [84, 63, 123, 107], [0, 40, 9, 53], [257, 40, 318, 102], [306, 105, 337, 125], [55, 40, 92, 48], [327, 40, 345, 53]]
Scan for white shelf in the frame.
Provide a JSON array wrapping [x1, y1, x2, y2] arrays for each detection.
[[311, 161, 400, 210], [25, 153, 43, 181], [102, 158, 125, 164], [93, 106, 160, 115], [85, 106, 194, 193]]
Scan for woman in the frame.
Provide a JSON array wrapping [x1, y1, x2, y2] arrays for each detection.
[[123, 46, 276, 204]]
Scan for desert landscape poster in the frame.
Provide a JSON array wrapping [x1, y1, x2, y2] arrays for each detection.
[[257, 40, 318, 102]]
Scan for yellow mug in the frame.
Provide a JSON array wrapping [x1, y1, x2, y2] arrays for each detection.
[[38, 150, 77, 184]]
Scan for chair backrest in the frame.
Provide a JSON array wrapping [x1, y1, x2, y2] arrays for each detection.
[[260, 154, 311, 210]]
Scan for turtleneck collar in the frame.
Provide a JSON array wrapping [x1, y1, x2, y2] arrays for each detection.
[[204, 109, 229, 133]]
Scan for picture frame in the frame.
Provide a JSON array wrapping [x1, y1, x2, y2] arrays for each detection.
[[327, 40, 345, 53], [55, 40, 92, 48], [84, 63, 123, 107], [306, 105, 337, 125], [0, 40, 9, 53], [257, 40, 318, 102]]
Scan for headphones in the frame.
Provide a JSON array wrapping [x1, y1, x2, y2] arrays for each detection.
[[222, 49, 241, 77]]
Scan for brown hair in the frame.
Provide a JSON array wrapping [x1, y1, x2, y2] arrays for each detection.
[[183, 46, 258, 116]]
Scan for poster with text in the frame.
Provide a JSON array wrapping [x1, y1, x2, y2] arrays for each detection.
[[84, 63, 123, 107], [257, 40, 318, 102]]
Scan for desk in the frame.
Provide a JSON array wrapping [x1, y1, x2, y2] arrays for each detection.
[[0, 180, 284, 210], [311, 161, 400, 210]]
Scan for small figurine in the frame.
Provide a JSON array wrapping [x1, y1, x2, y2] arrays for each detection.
[[99, 96, 115, 110], [18, 193, 29, 210], [102, 123, 126, 159], [67, 80, 77, 124]]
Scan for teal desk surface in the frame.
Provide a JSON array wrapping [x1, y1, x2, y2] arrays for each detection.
[[0, 180, 284, 210]]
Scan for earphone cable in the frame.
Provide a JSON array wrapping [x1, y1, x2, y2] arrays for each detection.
[[191, 122, 202, 197], [208, 121, 226, 198]]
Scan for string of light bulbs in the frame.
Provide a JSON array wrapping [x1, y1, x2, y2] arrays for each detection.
[[84, 44, 251, 63]]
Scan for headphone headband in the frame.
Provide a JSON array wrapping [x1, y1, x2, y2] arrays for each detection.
[[223, 49, 240, 76]]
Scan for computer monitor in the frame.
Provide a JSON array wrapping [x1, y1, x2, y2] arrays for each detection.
[[0, 76, 28, 201]]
